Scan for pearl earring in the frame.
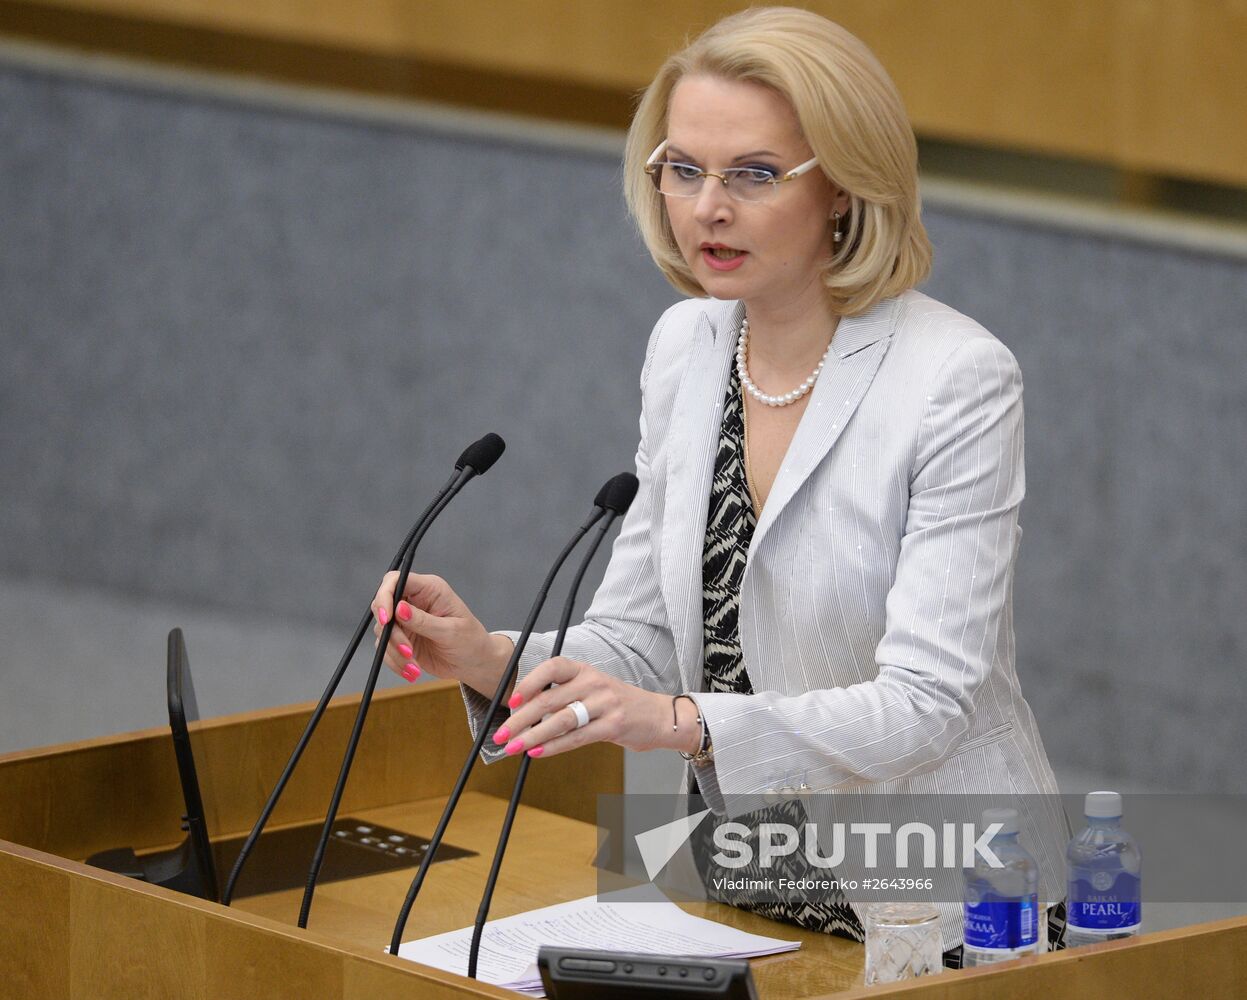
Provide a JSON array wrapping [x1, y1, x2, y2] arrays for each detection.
[[832, 211, 843, 244]]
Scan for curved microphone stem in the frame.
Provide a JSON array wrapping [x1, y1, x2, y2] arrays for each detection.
[[387, 507, 607, 957], [466, 510, 619, 979], [296, 466, 477, 927], [220, 468, 462, 906]]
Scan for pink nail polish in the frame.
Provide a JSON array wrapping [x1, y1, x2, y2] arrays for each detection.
[[402, 666, 418, 682], [527, 746, 544, 758], [377, 607, 389, 626], [493, 726, 510, 744], [508, 693, 525, 710], [504, 738, 524, 756], [398, 643, 413, 658], [397, 601, 413, 622]]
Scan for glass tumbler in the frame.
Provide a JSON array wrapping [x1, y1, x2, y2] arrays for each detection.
[[862, 901, 944, 984]]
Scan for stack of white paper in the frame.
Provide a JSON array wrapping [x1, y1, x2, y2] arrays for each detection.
[[395, 888, 800, 996]]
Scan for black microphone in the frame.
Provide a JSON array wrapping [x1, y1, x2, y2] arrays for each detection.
[[388, 473, 637, 958], [295, 433, 506, 927], [219, 433, 504, 907], [455, 433, 506, 477], [466, 472, 637, 978], [593, 471, 639, 515]]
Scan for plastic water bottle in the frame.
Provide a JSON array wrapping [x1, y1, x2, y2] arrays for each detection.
[[962, 807, 1040, 966], [1066, 791, 1142, 947]]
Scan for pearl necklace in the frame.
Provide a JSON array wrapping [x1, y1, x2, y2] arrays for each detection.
[[735, 316, 832, 407]]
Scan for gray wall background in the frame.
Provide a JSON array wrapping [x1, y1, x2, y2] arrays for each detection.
[[2, 51, 1244, 794]]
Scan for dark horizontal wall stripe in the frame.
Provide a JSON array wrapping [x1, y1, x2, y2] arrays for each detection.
[[0, 2, 637, 129]]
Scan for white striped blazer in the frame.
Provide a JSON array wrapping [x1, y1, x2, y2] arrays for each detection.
[[465, 290, 1068, 942]]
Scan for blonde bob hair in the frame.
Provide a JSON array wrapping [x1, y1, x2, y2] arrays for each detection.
[[624, 7, 932, 317]]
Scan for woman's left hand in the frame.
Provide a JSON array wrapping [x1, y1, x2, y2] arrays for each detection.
[[491, 656, 678, 759]]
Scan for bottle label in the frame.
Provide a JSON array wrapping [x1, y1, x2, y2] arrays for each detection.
[[1068, 871, 1141, 931], [964, 893, 1039, 951]]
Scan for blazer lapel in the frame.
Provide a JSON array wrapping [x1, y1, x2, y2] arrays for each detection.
[[661, 300, 741, 688], [749, 297, 900, 557]]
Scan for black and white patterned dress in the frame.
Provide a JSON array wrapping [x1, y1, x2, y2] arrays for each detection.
[[691, 358, 865, 943]]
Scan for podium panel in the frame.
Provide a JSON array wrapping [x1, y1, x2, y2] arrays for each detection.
[[2, 681, 1245, 998]]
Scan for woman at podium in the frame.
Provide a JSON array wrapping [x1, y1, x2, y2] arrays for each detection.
[[372, 6, 1066, 965]]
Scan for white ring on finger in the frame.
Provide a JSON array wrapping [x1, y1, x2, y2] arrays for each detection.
[[567, 700, 591, 730]]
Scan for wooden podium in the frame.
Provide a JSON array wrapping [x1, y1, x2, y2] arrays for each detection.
[[2, 680, 1245, 998]]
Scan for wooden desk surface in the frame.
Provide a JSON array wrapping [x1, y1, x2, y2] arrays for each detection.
[[6, 685, 1247, 998], [229, 791, 868, 997]]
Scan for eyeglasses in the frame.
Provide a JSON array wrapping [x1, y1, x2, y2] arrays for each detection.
[[644, 139, 820, 204]]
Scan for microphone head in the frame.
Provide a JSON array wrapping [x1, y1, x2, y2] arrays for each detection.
[[594, 472, 639, 515], [455, 433, 506, 475]]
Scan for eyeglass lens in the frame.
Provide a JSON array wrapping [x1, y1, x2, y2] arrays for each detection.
[[654, 163, 777, 202]]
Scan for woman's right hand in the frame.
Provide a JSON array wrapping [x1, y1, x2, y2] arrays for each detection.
[[372, 571, 513, 698]]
